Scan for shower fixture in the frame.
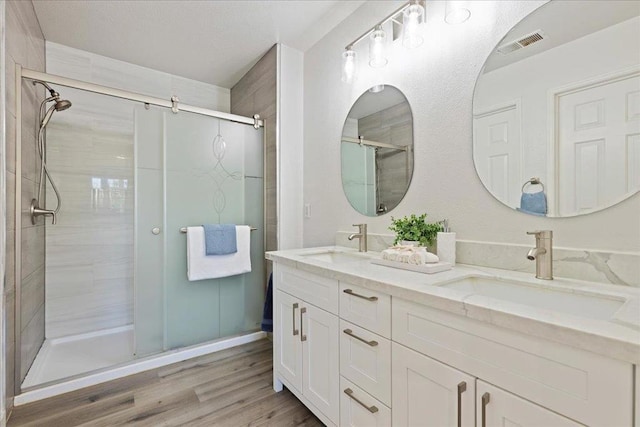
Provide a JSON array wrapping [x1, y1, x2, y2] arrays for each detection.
[[30, 80, 72, 225]]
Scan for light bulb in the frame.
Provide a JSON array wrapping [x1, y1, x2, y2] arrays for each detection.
[[369, 27, 388, 68], [341, 49, 357, 83], [402, 3, 425, 49], [445, 0, 471, 24]]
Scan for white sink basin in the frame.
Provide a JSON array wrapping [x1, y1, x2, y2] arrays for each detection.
[[439, 276, 626, 320], [299, 249, 368, 264]]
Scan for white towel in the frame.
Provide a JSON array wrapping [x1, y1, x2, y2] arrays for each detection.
[[187, 225, 251, 281], [382, 249, 398, 261], [407, 251, 439, 265]]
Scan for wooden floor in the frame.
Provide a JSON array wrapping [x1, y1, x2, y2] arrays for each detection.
[[9, 339, 323, 427]]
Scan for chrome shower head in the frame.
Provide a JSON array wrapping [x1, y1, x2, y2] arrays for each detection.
[[55, 99, 72, 111]]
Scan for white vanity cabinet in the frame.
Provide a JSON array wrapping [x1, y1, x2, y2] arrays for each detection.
[[272, 260, 635, 427], [273, 265, 340, 425]]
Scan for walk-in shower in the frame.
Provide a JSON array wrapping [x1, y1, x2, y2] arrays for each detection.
[[14, 66, 266, 403], [30, 80, 72, 225]]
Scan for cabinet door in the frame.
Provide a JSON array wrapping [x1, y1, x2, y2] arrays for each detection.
[[477, 380, 583, 427], [302, 303, 340, 424], [393, 343, 475, 427], [274, 290, 302, 391]]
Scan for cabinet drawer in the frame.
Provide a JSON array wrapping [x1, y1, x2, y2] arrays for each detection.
[[340, 320, 391, 406], [276, 264, 338, 314], [340, 377, 391, 427], [339, 282, 391, 338], [392, 298, 633, 426]]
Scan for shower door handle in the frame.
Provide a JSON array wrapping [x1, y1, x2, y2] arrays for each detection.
[[151, 227, 161, 235]]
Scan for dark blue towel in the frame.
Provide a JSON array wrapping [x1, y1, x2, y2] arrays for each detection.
[[202, 224, 237, 255], [261, 273, 273, 333], [518, 191, 547, 216]]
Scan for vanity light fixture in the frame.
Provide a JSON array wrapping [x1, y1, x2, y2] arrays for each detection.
[[341, 48, 357, 83], [445, 0, 471, 24], [402, 1, 425, 48], [369, 26, 388, 68], [341, 0, 426, 83]]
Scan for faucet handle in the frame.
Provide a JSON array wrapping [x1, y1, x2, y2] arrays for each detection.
[[527, 230, 552, 238]]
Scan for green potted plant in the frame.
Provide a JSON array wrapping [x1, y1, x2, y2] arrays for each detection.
[[388, 213, 442, 247]]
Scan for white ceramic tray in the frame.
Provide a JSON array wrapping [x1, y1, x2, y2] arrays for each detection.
[[370, 258, 452, 274]]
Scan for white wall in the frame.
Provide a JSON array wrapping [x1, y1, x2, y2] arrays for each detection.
[[277, 44, 304, 250], [303, 0, 640, 253]]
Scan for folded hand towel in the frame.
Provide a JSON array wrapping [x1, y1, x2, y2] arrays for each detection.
[[187, 225, 251, 281], [518, 191, 547, 216], [382, 249, 397, 260], [398, 252, 411, 263], [408, 252, 427, 265], [203, 224, 237, 255], [387, 250, 399, 261]]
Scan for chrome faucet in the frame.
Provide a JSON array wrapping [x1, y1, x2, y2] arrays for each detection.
[[526, 230, 553, 280], [30, 199, 57, 225], [348, 223, 368, 252]]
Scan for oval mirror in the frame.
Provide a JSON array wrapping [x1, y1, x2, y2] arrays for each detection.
[[341, 85, 414, 216], [473, 1, 640, 217]]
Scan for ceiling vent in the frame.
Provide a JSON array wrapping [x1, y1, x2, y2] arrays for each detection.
[[497, 30, 546, 55]]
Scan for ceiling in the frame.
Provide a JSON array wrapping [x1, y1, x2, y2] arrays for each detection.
[[33, 0, 366, 88], [483, 0, 639, 73]]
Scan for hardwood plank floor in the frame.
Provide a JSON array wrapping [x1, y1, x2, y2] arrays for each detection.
[[9, 339, 323, 427]]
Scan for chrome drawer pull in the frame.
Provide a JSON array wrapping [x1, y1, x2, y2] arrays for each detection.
[[343, 289, 378, 301], [300, 307, 307, 342], [343, 329, 378, 347], [292, 303, 299, 336], [344, 388, 378, 414], [457, 381, 467, 427], [481, 392, 490, 427]]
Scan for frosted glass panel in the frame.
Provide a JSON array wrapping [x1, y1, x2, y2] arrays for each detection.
[[135, 106, 264, 355], [341, 143, 376, 215]]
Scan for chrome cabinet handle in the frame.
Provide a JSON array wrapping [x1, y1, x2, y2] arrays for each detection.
[[343, 289, 378, 301], [300, 307, 307, 342], [344, 388, 378, 414], [481, 392, 490, 427], [292, 303, 299, 336], [457, 381, 467, 427], [343, 329, 378, 347]]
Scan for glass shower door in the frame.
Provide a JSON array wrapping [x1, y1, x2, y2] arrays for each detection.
[[134, 106, 264, 356]]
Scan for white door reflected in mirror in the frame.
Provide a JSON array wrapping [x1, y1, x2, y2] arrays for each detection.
[[473, 0, 640, 217]]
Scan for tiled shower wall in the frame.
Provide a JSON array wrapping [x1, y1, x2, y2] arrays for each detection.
[[44, 42, 230, 338], [230, 45, 277, 262], [359, 101, 413, 212], [4, 0, 46, 404]]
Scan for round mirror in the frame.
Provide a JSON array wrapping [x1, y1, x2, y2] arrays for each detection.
[[473, 1, 640, 217], [341, 85, 414, 216]]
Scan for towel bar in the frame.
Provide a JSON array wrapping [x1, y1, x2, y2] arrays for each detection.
[[180, 226, 257, 233]]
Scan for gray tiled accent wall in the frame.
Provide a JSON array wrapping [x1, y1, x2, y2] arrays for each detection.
[[230, 45, 277, 277], [4, 0, 46, 405], [358, 101, 413, 212]]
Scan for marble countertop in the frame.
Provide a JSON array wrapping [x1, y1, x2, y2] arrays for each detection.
[[266, 246, 640, 364]]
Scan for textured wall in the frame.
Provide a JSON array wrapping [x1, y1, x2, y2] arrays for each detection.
[[4, 0, 46, 406], [303, 1, 639, 255]]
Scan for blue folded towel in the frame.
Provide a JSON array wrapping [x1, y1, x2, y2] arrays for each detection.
[[261, 273, 273, 333], [518, 191, 547, 216], [202, 224, 237, 255]]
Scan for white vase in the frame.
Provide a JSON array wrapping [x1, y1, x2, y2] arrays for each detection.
[[401, 240, 421, 247]]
